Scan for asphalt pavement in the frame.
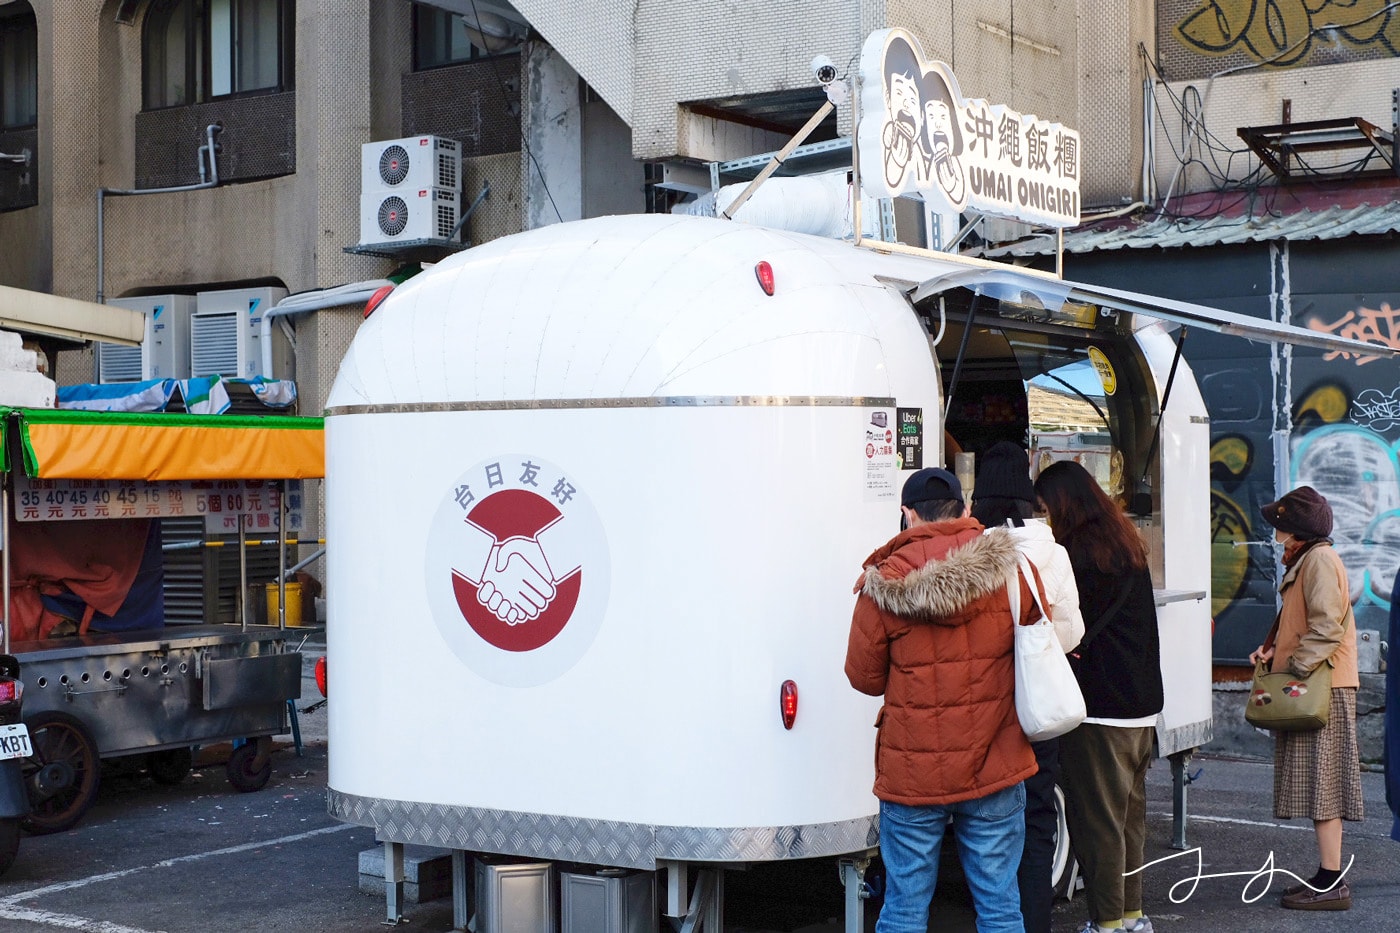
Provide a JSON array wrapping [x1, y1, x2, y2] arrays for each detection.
[[0, 638, 1392, 933]]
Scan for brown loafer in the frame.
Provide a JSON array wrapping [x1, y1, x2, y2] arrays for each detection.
[[1282, 880, 1351, 911]]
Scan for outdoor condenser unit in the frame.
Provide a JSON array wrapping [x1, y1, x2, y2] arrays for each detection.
[[190, 286, 291, 380], [361, 135, 461, 194], [358, 187, 461, 245], [96, 294, 196, 383]]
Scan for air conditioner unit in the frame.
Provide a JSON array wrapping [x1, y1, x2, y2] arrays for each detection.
[[96, 294, 196, 383], [359, 188, 461, 245], [190, 286, 292, 380], [361, 135, 461, 194]]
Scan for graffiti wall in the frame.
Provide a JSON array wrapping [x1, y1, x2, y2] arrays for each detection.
[[1158, 0, 1400, 81], [1069, 240, 1400, 663]]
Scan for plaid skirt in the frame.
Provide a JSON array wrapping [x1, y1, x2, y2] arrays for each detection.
[[1273, 686, 1364, 821]]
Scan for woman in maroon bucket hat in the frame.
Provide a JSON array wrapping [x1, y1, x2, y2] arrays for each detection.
[[1250, 485, 1361, 911]]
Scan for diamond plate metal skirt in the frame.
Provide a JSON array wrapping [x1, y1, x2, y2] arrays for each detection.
[[328, 788, 880, 870]]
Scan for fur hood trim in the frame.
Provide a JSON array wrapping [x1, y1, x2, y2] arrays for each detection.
[[862, 527, 1019, 619]]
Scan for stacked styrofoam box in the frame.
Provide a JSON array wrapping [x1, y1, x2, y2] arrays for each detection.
[[0, 329, 55, 407]]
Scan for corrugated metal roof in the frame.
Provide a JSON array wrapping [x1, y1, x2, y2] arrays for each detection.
[[980, 201, 1400, 258]]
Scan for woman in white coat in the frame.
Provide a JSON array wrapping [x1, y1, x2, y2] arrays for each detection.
[[972, 441, 1084, 933]]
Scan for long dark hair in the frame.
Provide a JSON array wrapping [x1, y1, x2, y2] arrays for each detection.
[[1033, 460, 1146, 573]]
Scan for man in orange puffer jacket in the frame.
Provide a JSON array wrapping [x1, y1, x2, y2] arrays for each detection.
[[846, 467, 1038, 933]]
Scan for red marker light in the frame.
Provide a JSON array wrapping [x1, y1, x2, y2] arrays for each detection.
[[780, 680, 798, 730], [0, 679, 20, 704], [314, 656, 328, 698], [364, 284, 395, 319], [755, 261, 775, 296]]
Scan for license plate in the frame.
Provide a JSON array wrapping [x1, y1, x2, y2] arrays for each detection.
[[0, 723, 30, 760]]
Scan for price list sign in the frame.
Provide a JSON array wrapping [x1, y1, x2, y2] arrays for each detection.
[[14, 476, 304, 533]]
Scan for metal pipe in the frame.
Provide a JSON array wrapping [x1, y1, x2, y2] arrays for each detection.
[[239, 513, 248, 632], [259, 280, 394, 378], [720, 101, 835, 220], [2, 463, 9, 656], [97, 124, 223, 304], [277, 480, 287, 631]]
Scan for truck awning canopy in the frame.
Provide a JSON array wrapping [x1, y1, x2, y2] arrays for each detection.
[[5, 409, 324, 480], [908, 265, 1397, 358], [0, 286, 145, 346]]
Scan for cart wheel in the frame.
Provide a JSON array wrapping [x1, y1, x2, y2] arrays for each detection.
[[21, 711, 101, 835], [226, 742, 271, 793], [0, 818, 18, 876], [147, 747, 194, 786]]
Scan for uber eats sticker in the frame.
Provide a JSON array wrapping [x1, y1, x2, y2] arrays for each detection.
[[425, 455, 610, 687]]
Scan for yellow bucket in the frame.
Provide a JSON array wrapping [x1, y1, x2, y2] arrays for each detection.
[[265, 582, 304, 626]]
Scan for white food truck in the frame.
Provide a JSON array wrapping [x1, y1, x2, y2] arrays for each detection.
[[323, 209, 1380, 931], [325, 28, 1386, 933]]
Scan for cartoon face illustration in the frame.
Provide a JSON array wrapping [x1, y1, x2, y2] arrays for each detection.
[[880, 36, 926, 189], [887, 71, 922, 146]]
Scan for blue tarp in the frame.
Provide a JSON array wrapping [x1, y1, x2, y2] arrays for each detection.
[[39, 521, 165, 633], [56, 376, 298, 414]]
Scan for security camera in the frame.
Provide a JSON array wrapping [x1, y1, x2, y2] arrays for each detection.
[[811, 54, 838, 86]]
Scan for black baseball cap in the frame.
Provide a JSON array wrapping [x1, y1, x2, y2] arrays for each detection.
[[901, 467, 963, 507]]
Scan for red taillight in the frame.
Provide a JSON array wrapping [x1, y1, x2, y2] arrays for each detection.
[[364, 284, 395, 319], [314, 656, 327, 698], [0, 679, 22, 705], [779, 680, 798, 730], [754, 261, 775, 296]]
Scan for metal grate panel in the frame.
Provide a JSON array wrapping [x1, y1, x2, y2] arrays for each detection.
[[190, 311, 240, 377], [97, 342, 144, 383]]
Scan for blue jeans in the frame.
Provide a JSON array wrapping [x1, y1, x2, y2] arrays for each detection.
[[876, 783, 1026, 933]]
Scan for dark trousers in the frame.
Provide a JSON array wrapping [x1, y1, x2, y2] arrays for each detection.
[[1018, 738, 1061, 933], [1060, 723, 1154, 924]]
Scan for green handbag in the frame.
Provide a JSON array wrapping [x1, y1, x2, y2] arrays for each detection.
[[1243, 605, 1348, 732], [1244, 658, 1331, 731]]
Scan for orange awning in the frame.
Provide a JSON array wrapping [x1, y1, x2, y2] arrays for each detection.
[[14, 409, 324, 481]]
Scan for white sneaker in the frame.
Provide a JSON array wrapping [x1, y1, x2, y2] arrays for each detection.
[[1078, 923, 1128, 933], [1124, 919, 1154, 933]]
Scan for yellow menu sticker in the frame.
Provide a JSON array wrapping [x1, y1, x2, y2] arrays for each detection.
[[1087, 346, 1116, 395]]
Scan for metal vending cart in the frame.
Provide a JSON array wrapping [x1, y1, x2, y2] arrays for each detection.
[[0, 407, 323, 834]]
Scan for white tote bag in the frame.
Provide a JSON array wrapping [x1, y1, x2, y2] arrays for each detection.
[[1007, 553, 1087, 742]]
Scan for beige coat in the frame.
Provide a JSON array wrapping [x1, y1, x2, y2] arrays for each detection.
[[1271, 543, 1358, 689]]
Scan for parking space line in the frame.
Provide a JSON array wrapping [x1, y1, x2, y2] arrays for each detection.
[[1149, 811, 1311, 832], [0, 905, 161, 933], [0, 823, 356, 931]]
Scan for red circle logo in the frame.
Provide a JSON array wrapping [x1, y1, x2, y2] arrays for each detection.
[[449, 489, 582, 652]]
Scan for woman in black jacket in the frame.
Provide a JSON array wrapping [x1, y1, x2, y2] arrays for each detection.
[[1034, 460, 1163, 933]]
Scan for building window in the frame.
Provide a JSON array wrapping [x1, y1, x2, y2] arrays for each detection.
[[143, 0, 294, 110], [413, 6, 479, 69], [0, 6, 37, 129]]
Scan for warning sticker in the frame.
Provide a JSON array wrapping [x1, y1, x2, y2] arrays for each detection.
[[864, 408, 897, 501], [1087, 347, 1117, 396]]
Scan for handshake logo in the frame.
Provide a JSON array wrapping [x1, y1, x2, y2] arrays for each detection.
[[465, 534, 560, 626], [426, 452, 610, 687]]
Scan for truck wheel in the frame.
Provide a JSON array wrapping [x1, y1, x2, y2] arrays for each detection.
[[226, 742, 271, 793], [1050, 783, 1079, 900], [0, 818, 18, 875], [22, 711, 101, 835], [147, 748, 193, 786]]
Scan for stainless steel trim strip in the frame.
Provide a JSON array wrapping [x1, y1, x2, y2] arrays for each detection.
[[1155, 717, 1213, 758], [327, 789, 879, 869], [325, 396, 897, 416]]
